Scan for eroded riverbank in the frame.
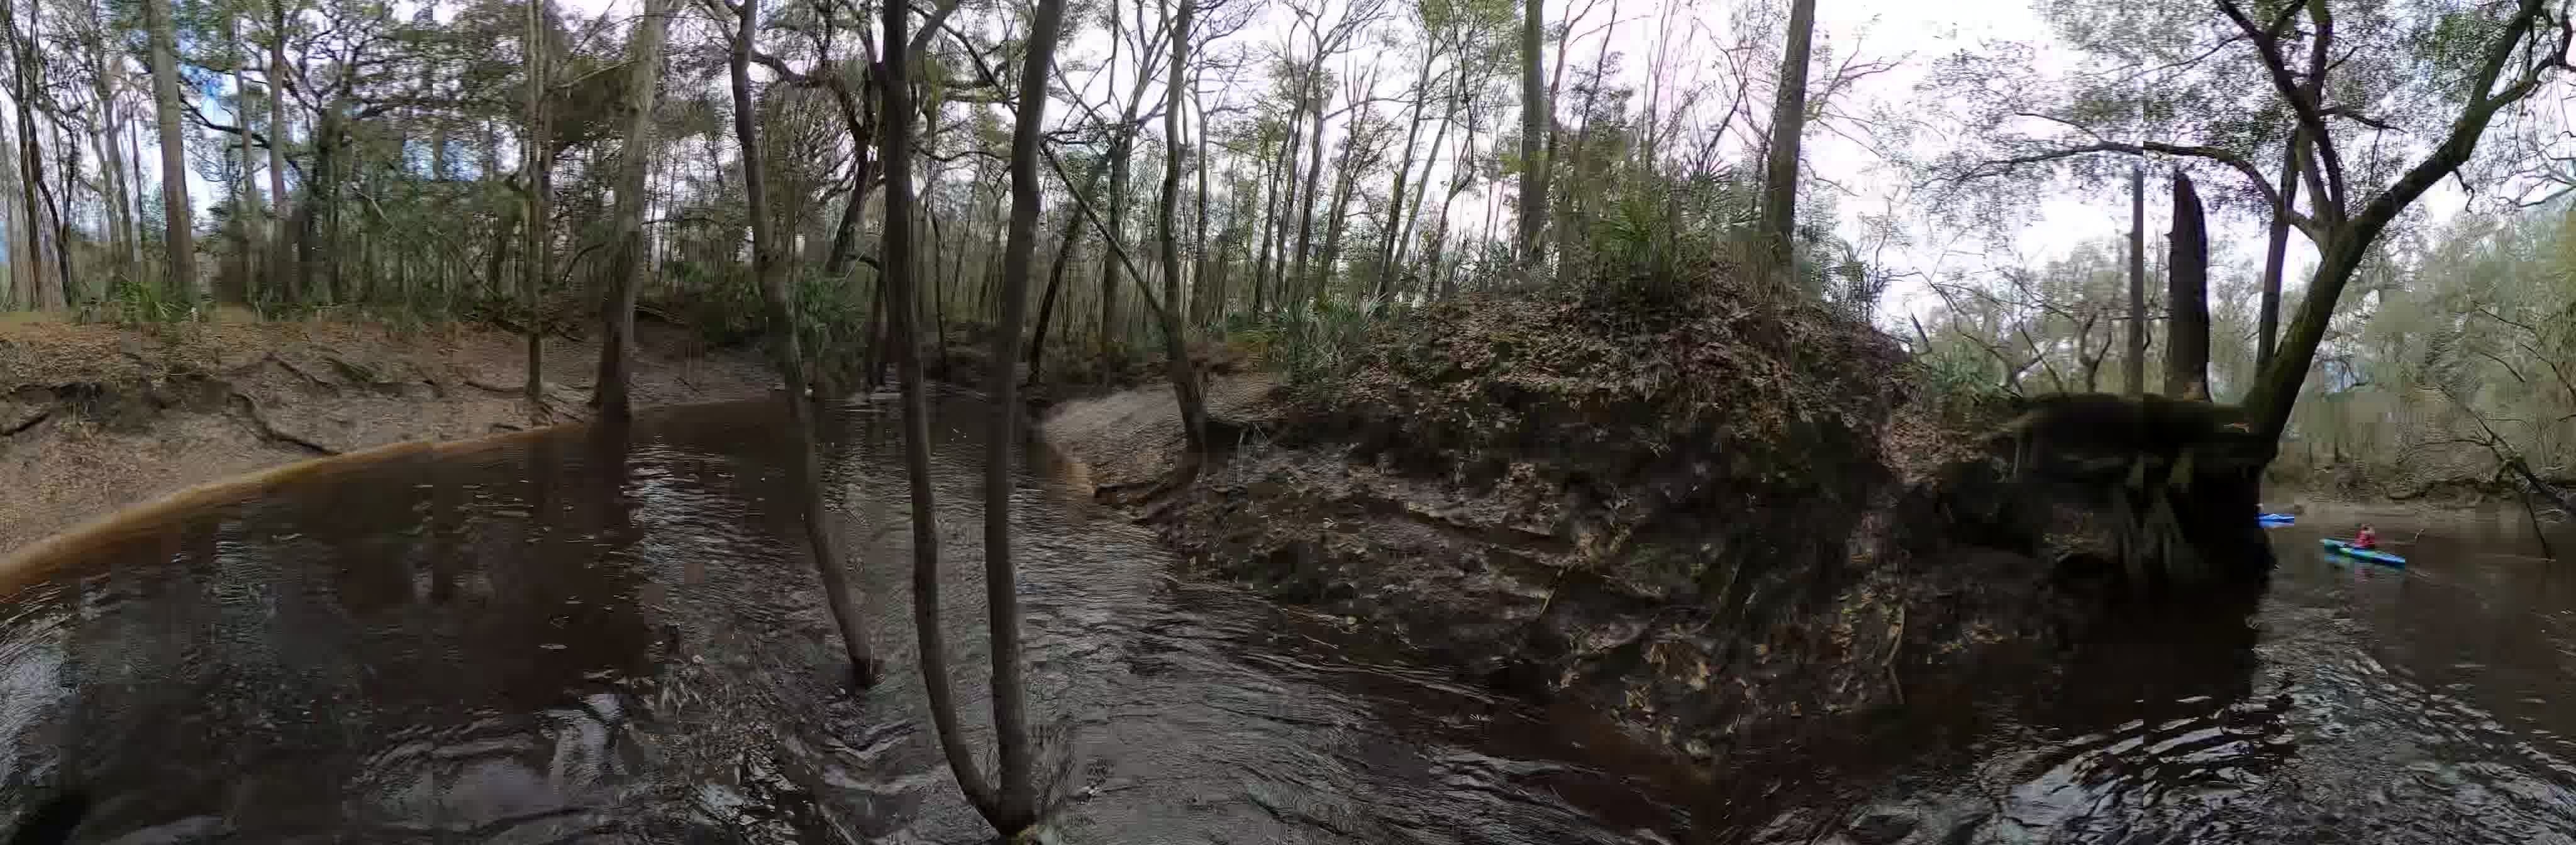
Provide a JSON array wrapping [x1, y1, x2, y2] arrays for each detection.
[[0, 318, 772, 556]]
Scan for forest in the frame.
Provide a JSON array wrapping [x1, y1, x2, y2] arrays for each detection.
[[1, 0, 2575, 836]]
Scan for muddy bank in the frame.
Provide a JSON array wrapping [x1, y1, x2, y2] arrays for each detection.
[[1043, 282, 2106, 773], [0, 318, 772, 556]]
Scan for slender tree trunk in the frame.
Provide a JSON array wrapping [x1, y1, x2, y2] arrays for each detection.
[[1314, 124, 1362, 306], [522, 0, 552, 405], [596, 0, 670, 419], [2256, 134, 2301, 373], [1288, 81, 1327, 308], [972, 0, 1065, 826], [269, 0, 296, 302], [2124, 163, 2145, 398], [1250, 131, 1279, 314], [1158, 0, 1209, 453], [1516, 0, 1546, 269], [1758, 0, 1815, 281], [8, 0, 53, 309], [879, 0, 999, 815], [143, 0, 197, 301], [1192, 84, 1212, 324], [230, 10, 258, 301], [1394, 65, 1462, 289], [1375, 50, 1434, 299], [1026, 202, 1086, 382], [1100, 133, 1130, 358], [729, 0, 877, 688]]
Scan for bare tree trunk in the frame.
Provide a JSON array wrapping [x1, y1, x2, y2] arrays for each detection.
[[728, 0, 877, 688], [1757, 0, 1814, 281], [1314, 121, 1363, 306], [1287, 76, 1327, 308], [972, 0, 1066, 826], [2124, 163, 2145, 398], [1393, 65, 1463, 290], [596, 0, 670, 419], [2256, 135, 2301, 373], [1099, 133, 1130, 359], [1159, 0, 1209, 453], [7, 0, 53, 309], [1375, 49, 1435, 299], [1250, 131, 1279, 314], [877, 0, 998, 814], [1515, 0, 1546, 270], [269, 0, 296, 302], [1192, 84, 1212, 324], [231, 10, 259, 301], [143, 0, 196, 301], [522, 0, 552, 406], [2165, 170, 2209, 400]]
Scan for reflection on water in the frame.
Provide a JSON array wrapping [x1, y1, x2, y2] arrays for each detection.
[[0, 397, 1692, 843], [1809, 505, 2576, 845]]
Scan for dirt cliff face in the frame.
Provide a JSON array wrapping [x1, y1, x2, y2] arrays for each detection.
[[1046, 281, 2094, 768]]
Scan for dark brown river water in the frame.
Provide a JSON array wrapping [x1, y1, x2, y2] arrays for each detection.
[[2, 397, 2573, 844]]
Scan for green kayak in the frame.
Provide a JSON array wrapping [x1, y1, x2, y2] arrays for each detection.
[[2321, 538, 2406, 567]]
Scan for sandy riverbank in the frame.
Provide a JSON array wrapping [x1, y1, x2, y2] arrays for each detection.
[[0, 316, 774, 556]]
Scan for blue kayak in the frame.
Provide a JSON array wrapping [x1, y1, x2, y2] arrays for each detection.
[[2321, 538, 2406, 566], [2259, 513, 2296, 524]]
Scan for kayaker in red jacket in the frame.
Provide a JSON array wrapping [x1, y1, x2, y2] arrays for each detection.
[[2354, 525, 2378, 550]]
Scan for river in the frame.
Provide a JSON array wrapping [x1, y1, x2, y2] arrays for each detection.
[[0, 398, 2572, 843]]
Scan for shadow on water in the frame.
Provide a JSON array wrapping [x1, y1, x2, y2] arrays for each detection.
[[1797, 505, 2576, 845], [0, 394, 1704, 843]]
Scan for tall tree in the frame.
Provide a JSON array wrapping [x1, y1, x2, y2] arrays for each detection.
[[267, 0, 295, 301], [1758, 0, 1816, 280], [724, 0, 878, 687], [1158, 0, 1209, 453], [143, 0, 196, 300], [1514, 0, 1544, 268], [522, 0, 553, 406], [596, 0, 671, 419], [5, 0, 58, 309]]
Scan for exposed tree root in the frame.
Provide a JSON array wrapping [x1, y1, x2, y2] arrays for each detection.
[[226, 392, 338, 456]]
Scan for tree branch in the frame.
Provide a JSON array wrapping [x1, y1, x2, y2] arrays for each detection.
[[1972, 140, 2323, 239]]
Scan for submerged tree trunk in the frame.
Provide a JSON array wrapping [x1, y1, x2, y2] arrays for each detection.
[[596, 0, 670, 419], [144, 0, 196, 301], [728, 0, 877, 687], [2165, 171, 2209, 400], [967, 0, 1065, 826]]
